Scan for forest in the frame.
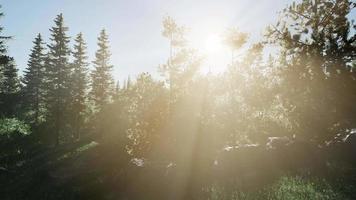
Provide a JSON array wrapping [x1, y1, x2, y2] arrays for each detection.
[[0, 0, 356, 199]]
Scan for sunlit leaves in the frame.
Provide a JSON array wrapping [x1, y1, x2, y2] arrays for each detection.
[[223, 27, 248, 52], [162, 15, 186, 48], [124, 73, 168, 158], [0, 118, 30, 136], [265, 0, 356, 140]]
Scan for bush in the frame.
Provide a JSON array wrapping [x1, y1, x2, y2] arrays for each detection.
[[0, 118, 31, 166]]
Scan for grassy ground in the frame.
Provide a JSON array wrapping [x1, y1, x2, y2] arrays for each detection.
[[207, 174, 356, 200], [3, 137, 356, 200]]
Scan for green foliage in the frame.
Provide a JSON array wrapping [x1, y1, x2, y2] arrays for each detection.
[[265, 0, 356, 141], [0, 9, 18, 117], [70, 32, 89, 139], [90, 29, 114, 111], [0, 1, 356, 199], [0, 118, 30, 136], [45, 13, 72, 145], [124, 73, 169, 158], [0, 57, 20, 117], [0, 6, 11, 59], [22, 33, 46, 124], [0, 57, 19, 94]]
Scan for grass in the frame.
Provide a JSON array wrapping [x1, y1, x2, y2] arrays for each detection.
[[207, 175, 349, 200]]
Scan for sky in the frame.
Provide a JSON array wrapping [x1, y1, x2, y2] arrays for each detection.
[[1, 0, 295, 81]]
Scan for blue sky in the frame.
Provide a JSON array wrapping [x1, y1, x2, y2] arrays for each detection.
[[2, 0, 296, 81]]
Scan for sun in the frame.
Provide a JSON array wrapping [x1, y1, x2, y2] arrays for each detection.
[[199, 33, 228, 74], [204, 33, 223, 54], [191, 28, 229, 73]]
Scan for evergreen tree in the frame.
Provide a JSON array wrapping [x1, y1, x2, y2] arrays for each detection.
[[0, 7, 18, 117], [122, 79, 127, 91], [90, 29, 114, 111], [126, 75, 131, 90], [160, 16, 201, 110], [114, 80, 120, 98], [160, 16, 186, 107], [0, 57, 20, 116], [46, 13, 71, 146], [70, 32, 88, 139], [0, 7, 11, 66], [22, 33, 46, 124]]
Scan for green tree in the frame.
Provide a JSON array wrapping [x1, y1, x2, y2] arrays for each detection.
[[22, 33, 46, 124], [160, 16, 201, 109], [0, 7, 11, 66], [90, 29, 114, 111], [70, 33, 89, 140], [266, 0, 356, 141], [0, 6, 18, 117], [45, 13, 72, 146], [160, 16, 186, 107], [0, 57, 20, 117], [125, 73, 169, 158]]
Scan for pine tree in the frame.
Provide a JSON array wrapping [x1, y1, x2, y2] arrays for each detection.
[[0, 7, 18, 117], [0, 57, 20, 116], [46, 13, 71, 146], [70, 33, 88, 139], [0, 7, 11, 66], [126, 75, 131, 90], [161, 16, 186, 107], [22, 33, 46, 124], [122, 79, 127, 91], [160, 16, 201, 112], [114, 80, 120, 98], [0, 58, 19, 93], [90, 29, 114, 111]]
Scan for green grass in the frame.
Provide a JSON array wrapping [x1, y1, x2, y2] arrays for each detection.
[[207, 175, 348, 200]]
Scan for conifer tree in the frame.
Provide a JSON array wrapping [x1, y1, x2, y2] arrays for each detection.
[[126, 75, 131, 90], [160, 16, 201, 111], [122, 79, 127, 91], [161, 16, 186, 107], [46, 13, 71, 146], [0, 57, 18, 93], [70, 33, 88, 139], [90, 29, 114, 111], [114, 80, 120, 98], [0, 57, 20, 116], [0, 8, 11, 66], [22, 33, 46, 124], [0, 7, 18, 117]]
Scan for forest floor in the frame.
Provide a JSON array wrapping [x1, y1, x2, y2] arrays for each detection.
[[2, 139, 356, 200]]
